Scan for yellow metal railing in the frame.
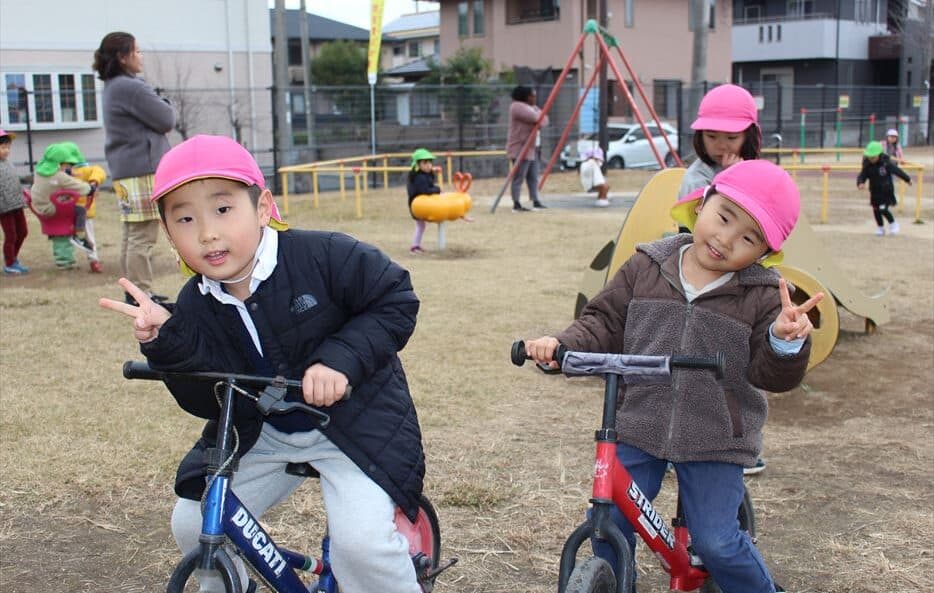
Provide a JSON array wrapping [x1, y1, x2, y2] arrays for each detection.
[[781, 162, 926, 224], [277, 150, 508, 217]]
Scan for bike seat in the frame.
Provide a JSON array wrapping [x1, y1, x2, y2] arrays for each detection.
[[285, 462, 320, 479]]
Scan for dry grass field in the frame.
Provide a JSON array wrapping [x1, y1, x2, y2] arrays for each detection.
[[1, 150, 932, 592]]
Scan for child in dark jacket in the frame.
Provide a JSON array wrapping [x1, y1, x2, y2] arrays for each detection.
[[406, 148, 441, 253], [100, 135, 425, 593], [524, 160, 822, 593], [858, 140, 911, 236]]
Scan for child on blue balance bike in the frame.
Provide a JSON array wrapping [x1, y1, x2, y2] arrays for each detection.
[[525, 160, 822, 593], [100, 135, 426, 593]]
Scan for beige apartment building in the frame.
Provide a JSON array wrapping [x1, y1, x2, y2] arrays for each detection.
[[438, 0, 732, 117]]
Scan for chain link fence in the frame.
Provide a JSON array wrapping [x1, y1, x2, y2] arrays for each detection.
[[6, 81, 929, 189]]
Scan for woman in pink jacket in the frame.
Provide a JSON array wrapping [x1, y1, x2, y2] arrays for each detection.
[[506, 86, 548, 212]]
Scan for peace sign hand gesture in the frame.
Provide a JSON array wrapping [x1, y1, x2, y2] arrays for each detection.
[[99, 278, 172, 344], [773, 278, 824, 341]]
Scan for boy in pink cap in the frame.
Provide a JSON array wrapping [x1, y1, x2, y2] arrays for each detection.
[[678, 84, 762, 199], [100, 135, 426, 593], [523, 160, 822, 593]]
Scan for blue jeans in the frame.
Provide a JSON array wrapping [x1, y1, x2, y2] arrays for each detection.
[[591, 443, 776, 593]]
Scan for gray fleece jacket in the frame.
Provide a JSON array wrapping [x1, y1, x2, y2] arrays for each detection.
[[557, 234, 810, 467], [101, 75, 175, 180]]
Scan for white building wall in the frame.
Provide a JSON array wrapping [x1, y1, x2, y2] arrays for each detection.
[[0, 0, 273, 176], [732, 19, 888, 62]]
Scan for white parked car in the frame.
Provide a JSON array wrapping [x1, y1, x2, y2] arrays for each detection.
[[560, 122, 679, 170]]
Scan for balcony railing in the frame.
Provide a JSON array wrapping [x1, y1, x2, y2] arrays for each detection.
[[734, 12, 836, 25]]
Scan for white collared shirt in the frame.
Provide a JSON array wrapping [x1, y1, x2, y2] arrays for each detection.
[[198, 226, 279, 354]]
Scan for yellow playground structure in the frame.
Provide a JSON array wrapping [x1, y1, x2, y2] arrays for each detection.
[[575, 166, 901, 371]]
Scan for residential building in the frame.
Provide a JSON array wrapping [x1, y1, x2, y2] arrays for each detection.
[[382, 10, 441, 82], [0, 0, 273, 177], [731, 0, 932, 141], [273, 9, 372, 85], [437, 0, 733, 121]]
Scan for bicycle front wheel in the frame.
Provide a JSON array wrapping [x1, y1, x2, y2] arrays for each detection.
[[166, 548, 242, 593], [565, 557, 617, 593]]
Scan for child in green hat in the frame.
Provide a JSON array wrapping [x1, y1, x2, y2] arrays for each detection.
[[30, 142, 99, 253], [857, 140, 911, 236]]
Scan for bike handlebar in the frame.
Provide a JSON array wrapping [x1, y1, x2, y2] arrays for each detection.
[[122, 361, 352, 427], [510, 341, 724, 380]]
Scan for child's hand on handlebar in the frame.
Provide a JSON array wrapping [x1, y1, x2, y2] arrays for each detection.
[[98, 278, 171, 344], [302, 363, 349, 407], [773, 278, 824, 341], [525, 336, 561, 369]]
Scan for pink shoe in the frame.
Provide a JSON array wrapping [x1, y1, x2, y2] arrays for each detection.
[[410, 246, 425, 254], [89, 260, 103, 273]]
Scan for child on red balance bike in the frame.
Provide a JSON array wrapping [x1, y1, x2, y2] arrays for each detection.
[[523, 160, 822, 593]]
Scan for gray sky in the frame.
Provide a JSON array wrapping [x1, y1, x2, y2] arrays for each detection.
[[268, 1, 439, 30]]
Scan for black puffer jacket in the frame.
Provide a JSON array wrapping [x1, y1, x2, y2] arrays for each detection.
[[141, 230, 425, 520]]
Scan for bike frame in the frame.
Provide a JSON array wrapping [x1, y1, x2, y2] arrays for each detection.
[[559, 373, 709, 592], [199, 379, 335, 593]]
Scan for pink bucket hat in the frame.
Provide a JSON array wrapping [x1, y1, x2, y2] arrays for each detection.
[[671, 160, 800, 257], [691, 84, 759, 133], [0, 128, 16, 140]]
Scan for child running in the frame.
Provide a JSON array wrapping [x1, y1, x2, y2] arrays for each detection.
[[858, 140, 911, 236], [407, 148, 440, 253], [524, 159, 822, 593], [100, 135, 426, 593], [678, 84, 761, 199], [0, 129, 29, 275]]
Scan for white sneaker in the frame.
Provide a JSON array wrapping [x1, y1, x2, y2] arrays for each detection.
[[888, 221, 900, 234], [594, 199, 610, 208], [875, 226, 885, 236]]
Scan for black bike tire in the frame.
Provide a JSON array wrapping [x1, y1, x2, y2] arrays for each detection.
[[166, 548, 242, 593], [565, 557, 617, 593], [699, 486, 757, 593]]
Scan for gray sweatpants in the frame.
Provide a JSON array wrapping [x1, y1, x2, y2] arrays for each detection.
[[510, 159, 541, 206], [171, 423, 420, 593]]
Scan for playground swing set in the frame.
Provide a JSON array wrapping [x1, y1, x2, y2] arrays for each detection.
[[493, 20, 889, 371]]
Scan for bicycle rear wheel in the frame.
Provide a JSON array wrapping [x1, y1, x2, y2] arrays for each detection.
[[565, 557, 617, 593], [166, 547, 242, 593], [394, 495, 442, 591]]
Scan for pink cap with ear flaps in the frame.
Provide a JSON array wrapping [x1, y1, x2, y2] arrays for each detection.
[[672, 160, 800, 253], [152, 134, 266, 202]]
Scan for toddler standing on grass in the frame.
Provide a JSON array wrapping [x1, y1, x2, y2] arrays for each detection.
[[0, 129, 29, 275]]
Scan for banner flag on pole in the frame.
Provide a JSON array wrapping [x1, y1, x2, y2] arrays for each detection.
[[367, 0, 385, 85]]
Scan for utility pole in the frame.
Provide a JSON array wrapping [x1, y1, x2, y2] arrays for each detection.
[[273, 0, 293, 192], [598, 0, 609, 163], [299, 0, 315, 158], [690, 0, 708, 84]]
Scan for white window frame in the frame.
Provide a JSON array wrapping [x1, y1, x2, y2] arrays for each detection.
[[1, 70, 102, 131]]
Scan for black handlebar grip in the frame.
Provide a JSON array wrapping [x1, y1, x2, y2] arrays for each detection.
[[669, 352, 725, 380], [511, 340, 528, 366], [122, 361, 166, 381]]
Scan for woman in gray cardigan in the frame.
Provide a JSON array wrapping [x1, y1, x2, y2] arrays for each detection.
[[93, 32, 176, 305]]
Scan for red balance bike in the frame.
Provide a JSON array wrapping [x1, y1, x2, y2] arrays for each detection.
[[511, 342, 756, 593]]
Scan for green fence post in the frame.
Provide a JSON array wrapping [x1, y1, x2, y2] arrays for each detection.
[[835, 108, 842, 161]]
